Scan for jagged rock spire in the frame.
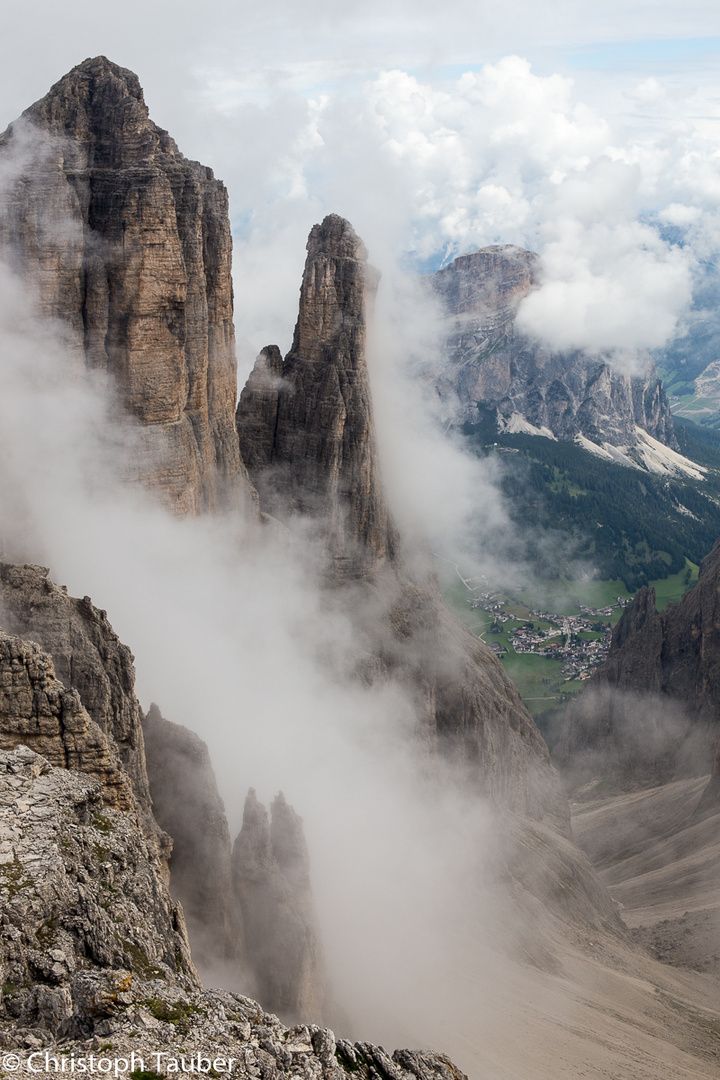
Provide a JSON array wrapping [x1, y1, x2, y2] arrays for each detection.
[[232, 789, 326, 1023], [0, 56, 256, 516], [236, 214, 398, 580], [236, 216, 570, 830]]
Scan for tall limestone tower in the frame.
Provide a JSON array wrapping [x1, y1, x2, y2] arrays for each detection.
[[0, 55, 257, 516]]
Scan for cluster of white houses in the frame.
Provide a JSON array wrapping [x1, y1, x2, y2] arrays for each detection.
[[474, 593, 630, 681]]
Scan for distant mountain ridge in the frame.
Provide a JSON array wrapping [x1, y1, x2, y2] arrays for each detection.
[[432, 246, 699, 479]]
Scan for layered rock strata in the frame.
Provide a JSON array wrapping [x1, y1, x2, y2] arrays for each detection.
[[432, 246, 677, 451], [237, 215, 569, 833], [0, 56, 256, 515], [555, 539, 720, 787], [0, 632, 134, 812], [0, 561, 163, 851], [0, 743, 197, 1039]]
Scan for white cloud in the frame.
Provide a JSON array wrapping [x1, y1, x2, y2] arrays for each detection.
[[516, 220, 692, 356]]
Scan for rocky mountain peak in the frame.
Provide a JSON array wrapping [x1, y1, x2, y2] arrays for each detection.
[[435, 244, 539, 315], [237, 216, 571, 832], [232, 788, 327, 1023], [554, 538, 720, 786], [306, 212, 368, 262], [22, 56, 150, 153], [236, 213, 398, 581], [0, 58, 257, 516]]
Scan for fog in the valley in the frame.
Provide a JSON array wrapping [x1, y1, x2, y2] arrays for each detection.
[[2, 6, 720, 1074], [0, 244, 522, 1059]]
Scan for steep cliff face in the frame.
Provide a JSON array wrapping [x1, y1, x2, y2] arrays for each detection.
[[0, 56, 256, 516], [0, 632, 134, 812], [432, 246, 678, 456], [237, 216, 569, 833], [236, 215, 398, 581], [142, 706, 246, 978], [555, 540, 720, 785], [0, 561, 162, 850], [143, 711, 327, 1024]]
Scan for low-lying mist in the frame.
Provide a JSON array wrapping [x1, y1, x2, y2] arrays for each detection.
[[0, 255, 532, 1062]]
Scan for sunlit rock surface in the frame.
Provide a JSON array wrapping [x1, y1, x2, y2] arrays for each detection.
[[0, 743, 198, 1039], [0, 56, 257, 515], [0, 561, 164, 854]]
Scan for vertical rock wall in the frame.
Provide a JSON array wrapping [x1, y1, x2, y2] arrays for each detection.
[[0, 55, 256, 516], [232, 789, 327, 1024], [236, 215, 398, 581]]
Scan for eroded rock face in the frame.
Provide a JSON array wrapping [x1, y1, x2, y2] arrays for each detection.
[[432, 246, 677, 450], [232, 789, 327, 1024], [0, 56, 256, 516], [236, 215, 399, 581], [0, 562, 161, 849], [142, 712, 327, 1024], [0, 744, 197, 1039], [555, 540, 720, 786], [142, 705, 246, 978], [236, 345, 285, 473], [0, 632, 134, 813]]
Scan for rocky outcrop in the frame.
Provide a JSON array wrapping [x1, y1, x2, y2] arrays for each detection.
[[0, 744, 465, 1080], [237, 216, 570, 834], [0, 744, 197, 1039], [0, 561, 161, 849], [143, 711, 327, 1024], [232, 789, 326, 1024], [695, 736, 720, 816], [142, 706, 246, 979], [555, 540, 720, 785], [432, 246, 677, 452], [236, 215, 398, 581], [236, 345, 285, 473], [0, 56, 256, 515], [0, 633, 134, 812]]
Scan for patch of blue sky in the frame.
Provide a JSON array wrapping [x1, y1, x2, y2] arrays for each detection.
[[566, 36, 720, 72]]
